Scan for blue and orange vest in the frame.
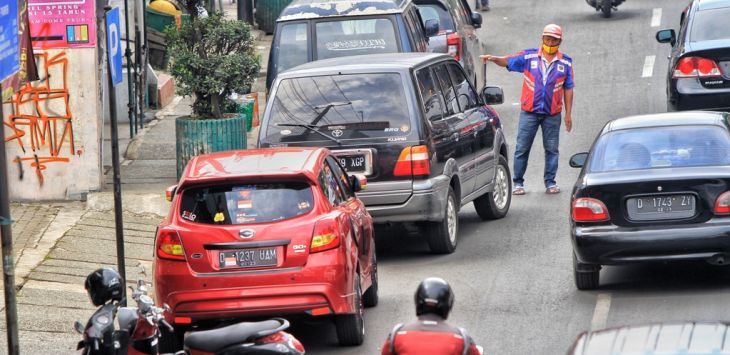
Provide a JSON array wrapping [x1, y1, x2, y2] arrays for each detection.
[[506, 48, 574, 116]]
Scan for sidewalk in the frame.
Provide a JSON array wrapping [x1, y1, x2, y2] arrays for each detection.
[[0, 7, 273, 353]]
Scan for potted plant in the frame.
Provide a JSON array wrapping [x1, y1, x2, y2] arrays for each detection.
[[165, 0, 261, 178]]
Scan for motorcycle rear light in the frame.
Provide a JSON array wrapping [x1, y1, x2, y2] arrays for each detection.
[[311, 218, 340, 253], [714, 191, 730, 215], [447, 33, 462, 61], [156, 228, 185, 260], [673, 57, 722, 78], [174, 316, 192, 324], [572, 198, 610, 222], [394, 145, 430, 177]]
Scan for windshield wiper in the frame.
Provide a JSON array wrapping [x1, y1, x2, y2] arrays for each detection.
[[276, 123, 342, 145], [310, 101, 352, 126]]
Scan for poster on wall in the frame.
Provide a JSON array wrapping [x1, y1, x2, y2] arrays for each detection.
[[27, 0, 96, 48], [0, 0, 20, 82], [1, 0, 39, 100]]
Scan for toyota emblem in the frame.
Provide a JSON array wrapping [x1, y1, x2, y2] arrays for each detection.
[[332, 130, 344, 138], [239, 229, 255, 239]]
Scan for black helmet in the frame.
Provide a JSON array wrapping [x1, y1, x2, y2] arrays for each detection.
[[415, 277, 454, 319], [85, 268, 124, 306]]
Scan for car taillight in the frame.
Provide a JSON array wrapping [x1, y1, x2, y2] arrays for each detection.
[[572, 198, 610, 222], [311, 218, 340, 253], [156, 228, 185, 260], [447, 33, 462, 61], [714, 191, 730, 215], [393, 145, 430, 177], [673, 57, 722, 78]]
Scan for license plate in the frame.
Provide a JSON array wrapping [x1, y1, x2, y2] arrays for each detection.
[[626, 194, 696, 221], [219, 248, 277, 268], [338, 154, 367, 173]]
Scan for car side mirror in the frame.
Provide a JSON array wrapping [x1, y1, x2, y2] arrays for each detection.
[[471, 12, 483, 29], [424, 19, 439, 37], [655, 29, 676, 47], [481, 86, 504, 105], [569, 153, 589, 168], [165, 185, 178, 202], [348, 174, 367, 193]]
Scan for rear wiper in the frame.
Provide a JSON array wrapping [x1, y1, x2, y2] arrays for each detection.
[[276, 123, 342, 145], [310, 101, 352, 126]]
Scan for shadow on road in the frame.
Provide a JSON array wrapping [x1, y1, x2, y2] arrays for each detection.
[[599, 261, 730, 293]]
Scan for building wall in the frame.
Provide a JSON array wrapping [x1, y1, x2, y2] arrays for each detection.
[[2, 47, 103, 200]]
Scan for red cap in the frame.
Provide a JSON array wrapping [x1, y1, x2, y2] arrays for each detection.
[[542, 24, 562, 39]]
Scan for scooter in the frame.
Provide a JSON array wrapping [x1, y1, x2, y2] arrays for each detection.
[[75, 269, 305, 355], [586, 0, 625, 18]]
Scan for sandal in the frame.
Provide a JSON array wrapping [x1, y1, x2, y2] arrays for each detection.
[[512, 186, 525, 195], [546, 185, 561, 194]]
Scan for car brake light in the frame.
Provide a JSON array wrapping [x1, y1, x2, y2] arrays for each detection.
[[156, 228, 185, 260], [447, 33, 462, 61], [311, 218, 340, 253], [714, 191, 730, 214], [572, 198, 610, 222], [393, 145, 430, 177], [673, 57, 722, 78]]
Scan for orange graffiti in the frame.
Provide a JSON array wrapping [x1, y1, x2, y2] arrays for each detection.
[[3, 51, 77, 186]]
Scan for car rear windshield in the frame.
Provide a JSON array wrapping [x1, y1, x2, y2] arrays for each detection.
[[588, 125, 730, 172], [315, 18, 399, 60], [265, 73, 414, 143], [690, 7, 730, 42], [417, 3, 455, 33], [179, 182, 314, 225]]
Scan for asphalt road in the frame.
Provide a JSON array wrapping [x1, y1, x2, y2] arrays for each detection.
[[286, 1, 730, 354]]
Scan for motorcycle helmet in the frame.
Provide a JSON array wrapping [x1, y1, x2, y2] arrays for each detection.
[[85, 268, 124, 306], [415, 277, 454, 319]]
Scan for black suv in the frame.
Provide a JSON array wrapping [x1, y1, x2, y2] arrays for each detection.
[[266, 0, 435, 90], [259, 53, 511, 254]]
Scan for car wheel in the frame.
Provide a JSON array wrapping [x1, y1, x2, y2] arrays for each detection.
[[573, 253, 600, 290], [474, 155, 511, 220], [427, 187, 459, 254], [601, 0, 612, 17], [362, 251, 378, 308], [158, 323, 184, 352], [335, 274, 365, 346]]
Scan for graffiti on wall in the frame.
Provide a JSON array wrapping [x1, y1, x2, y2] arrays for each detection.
[[3, 50, 81, 186]]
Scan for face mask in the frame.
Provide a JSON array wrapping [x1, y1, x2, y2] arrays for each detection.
[[542, 43, 559, 54]]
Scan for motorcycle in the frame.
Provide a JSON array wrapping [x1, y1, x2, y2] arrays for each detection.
[[586, 0, 625, 18], [75, 268, 305, 355]]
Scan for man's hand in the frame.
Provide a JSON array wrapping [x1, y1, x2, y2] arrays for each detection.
[[564, 113, 572, 133], [480, 54, 493, 63], [480, 54, 508, 67]]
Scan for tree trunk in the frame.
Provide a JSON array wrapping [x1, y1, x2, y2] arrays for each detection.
[[211, 94, 222, 118]]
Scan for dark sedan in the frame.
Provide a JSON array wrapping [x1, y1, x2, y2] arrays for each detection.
[[656, 0, 730, 112], [569, 111, 730, 290]]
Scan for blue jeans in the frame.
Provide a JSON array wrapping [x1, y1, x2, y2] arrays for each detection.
[[513, 111, 561, 188]]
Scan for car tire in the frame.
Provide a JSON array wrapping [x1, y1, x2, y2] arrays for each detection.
[[427, 187, 459, 254], [362, 251, 378, 308], [601, 0, 612, 17], [158, 323, 184, 353], [474, 155, 511, 220], [335, 274, 365, 346], [573, 253, 600, 290]]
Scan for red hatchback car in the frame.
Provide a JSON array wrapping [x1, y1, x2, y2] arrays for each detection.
[[153, 147, 377, 349]]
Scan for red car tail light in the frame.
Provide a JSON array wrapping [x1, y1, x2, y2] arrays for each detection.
[[673, 57, 722, 78], [156, 228, 185, 260], [447, 32, 462, 61], [311, 218, 341, 253], [714, 191, 730, 215], [572, 198, 610, 222], [394, 145, 430, 177]]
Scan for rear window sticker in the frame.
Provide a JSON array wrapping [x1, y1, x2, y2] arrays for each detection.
[[237, 200, 253, 209], [400, 124, 410, 132], [387, 136, 407, 142], [236, 213, 257, 224], [384, 127, 400, 132], [298, 201, 311, 210], [326, 39, 387, 51], [214, 212, 225, 222], [182, 211, 197, 221]]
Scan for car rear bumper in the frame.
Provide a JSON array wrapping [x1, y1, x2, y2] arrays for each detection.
[[362, 175, 450, 223], [671, 78, 730, 111], [572, 218, 730, 265]]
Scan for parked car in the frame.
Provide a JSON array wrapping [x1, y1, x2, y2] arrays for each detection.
[[569, 111, 730, 290], [154, 147, 377, 349], [415, 0, 485, 88], [568, 322, 730, 354], [266, 0, 436, 91], [259, 53, 511, 254], [655, 0, 730, 112]]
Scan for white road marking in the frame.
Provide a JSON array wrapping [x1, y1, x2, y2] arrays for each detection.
[[591, 293, 612, 331], [651, 8, 662, 27], [642, 55, 656, 77]]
